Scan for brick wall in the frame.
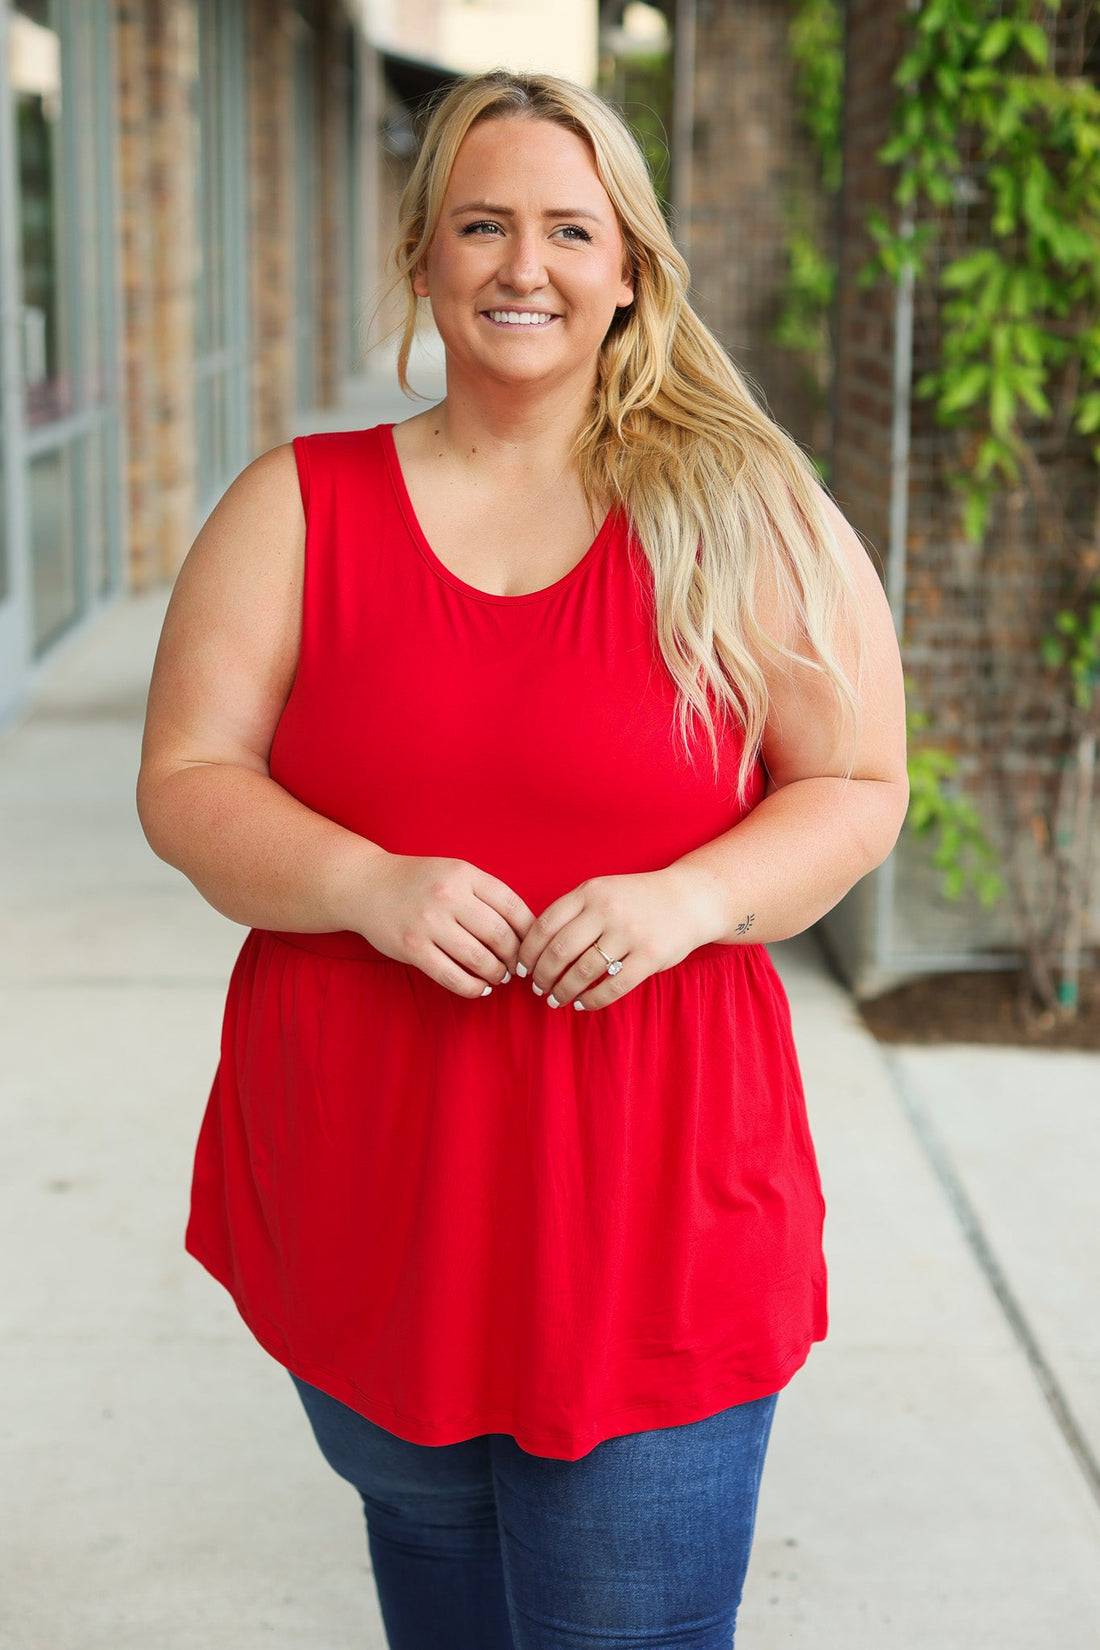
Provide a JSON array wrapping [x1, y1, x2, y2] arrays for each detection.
[[687, 0, 829, 457], [829, 0, 904, 571], [114, 0, 360, 584], [828, 0, 1099, 979]]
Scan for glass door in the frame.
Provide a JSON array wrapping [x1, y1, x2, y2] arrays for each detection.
[[0, 2, 28, 710]]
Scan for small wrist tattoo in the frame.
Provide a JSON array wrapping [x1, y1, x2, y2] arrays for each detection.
[[734, 913, 755, 936]]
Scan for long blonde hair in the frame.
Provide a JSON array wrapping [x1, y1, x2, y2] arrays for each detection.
[[379, 70, 865, 801]]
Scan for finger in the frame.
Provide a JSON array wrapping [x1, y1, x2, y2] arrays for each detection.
[[471, 870, 537, 948], [424, 938, 509, 998], [435, 924, 517, 983], [563, 957, 636, 1013], [458, 896, 529, 977], [533, 921, 624, 1005], [516, 887, 586, 978]]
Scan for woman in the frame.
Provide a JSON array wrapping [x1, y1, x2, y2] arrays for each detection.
[[137, 69, 907, 1650]]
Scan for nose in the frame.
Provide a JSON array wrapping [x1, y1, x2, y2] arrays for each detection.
[[497, 230, 548, 295]]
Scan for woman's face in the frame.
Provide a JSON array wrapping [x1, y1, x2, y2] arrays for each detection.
[[412, 116, 635, 393]]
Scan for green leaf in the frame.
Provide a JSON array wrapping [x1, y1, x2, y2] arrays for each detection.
[[963, 490, 991, 543], [1074, 393, 1100, 435], [1013, 371, 1051, 417], [939, 362, 990, 413], [1016, 21, 1050, 69], [896, 48, 929, 86], [976, 19, 1016, 63], [989, 373, 1016, 435], [941, 249, 1001, 290]]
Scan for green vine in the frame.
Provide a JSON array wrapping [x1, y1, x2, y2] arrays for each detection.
[[906, 704, 1006, 907], [772, 1, 845, 468], [860, 0, 1100, 543], [859, 0, 1100, 1008], [788, 0, 845, 193], [778, 0, 1010, 912], [1042, 580, 1100, 712]]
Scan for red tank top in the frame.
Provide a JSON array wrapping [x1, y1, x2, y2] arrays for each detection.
[[185, 423, 828, 1460]]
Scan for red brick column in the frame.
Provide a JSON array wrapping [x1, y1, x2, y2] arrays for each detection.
[[246, 0, 294, 450], [114, 0, 199, 583], [113, 0, 157, 588]]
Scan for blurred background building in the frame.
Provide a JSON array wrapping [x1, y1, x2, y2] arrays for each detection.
[[0, 0, 595, 731], [1, 0, 1097, 989]]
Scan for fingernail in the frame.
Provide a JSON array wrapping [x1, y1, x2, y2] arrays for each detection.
[[481, 984, 492, 996], [515, 962, 528, 978], [547, 994, 560, 1008], [532, 983, 544, 996], [502, 970, 511, 983], [573, 1000, 585, 1011]]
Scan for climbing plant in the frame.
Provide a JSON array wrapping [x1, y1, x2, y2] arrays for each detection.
[[859, 0, 1100, 1015], [773, 0, 845, 463], [778, 0, 1009, 922]]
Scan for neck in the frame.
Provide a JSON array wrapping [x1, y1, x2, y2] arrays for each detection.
[[428, 358, 598, 481]]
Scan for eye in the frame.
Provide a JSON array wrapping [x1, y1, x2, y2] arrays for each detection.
[[557, 225, 593, 243], [459, 219, 503, 236]]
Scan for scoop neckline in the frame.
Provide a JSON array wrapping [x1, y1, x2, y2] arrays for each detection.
[[378, 422, 617, 606]]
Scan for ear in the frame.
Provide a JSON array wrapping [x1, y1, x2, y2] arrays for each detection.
[[617, 257, 635, 310], [412, 263, 430, 300]]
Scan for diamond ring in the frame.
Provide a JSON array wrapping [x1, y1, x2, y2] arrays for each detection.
[[593, 943, 623, 976]]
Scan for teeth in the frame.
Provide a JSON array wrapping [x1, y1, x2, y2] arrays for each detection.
[[487, 310, 554, 325]]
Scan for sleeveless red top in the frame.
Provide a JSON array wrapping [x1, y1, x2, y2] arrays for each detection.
[[185, 424, 828, 1461]]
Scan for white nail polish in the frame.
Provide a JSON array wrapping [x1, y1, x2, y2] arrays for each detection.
[[515, 962, 528, 977], [547, 995, 560, 1008], [573, 1001, 585, 1011], [481, 984, 492, 996], [502, 970, 511, 983], [532, 983, 543, 996]]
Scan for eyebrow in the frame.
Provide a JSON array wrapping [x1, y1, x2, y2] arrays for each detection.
[[448, 202, 605, 222]]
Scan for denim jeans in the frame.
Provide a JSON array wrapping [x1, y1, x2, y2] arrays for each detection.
[[290, 1372, 780, 1649]]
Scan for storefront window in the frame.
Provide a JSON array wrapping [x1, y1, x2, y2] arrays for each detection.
[[28, 442, 75, 649], [12, 1, 71, 429], [5, 0, 119, 664]]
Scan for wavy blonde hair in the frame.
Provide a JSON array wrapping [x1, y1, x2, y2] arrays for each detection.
[[376, 69, 865, 802]]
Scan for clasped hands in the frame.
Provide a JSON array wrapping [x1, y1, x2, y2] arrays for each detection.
[[353, 853, 729, 1011]]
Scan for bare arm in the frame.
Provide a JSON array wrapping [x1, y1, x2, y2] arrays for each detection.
[[136, 444, 533, 991], [136, 444, 389, 932], [663, 485, 909, 946]]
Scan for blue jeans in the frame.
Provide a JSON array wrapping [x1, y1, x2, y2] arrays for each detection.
[[290, 1373, 780, 1648]]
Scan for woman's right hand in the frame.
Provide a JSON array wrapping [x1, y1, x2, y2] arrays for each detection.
[[350, 854, 536, 998]]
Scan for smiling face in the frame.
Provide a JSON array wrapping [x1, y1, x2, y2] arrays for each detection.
[[411, 116, 635, 394]]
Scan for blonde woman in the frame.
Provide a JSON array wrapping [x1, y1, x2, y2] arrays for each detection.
[[138, 69, 907, 1650]]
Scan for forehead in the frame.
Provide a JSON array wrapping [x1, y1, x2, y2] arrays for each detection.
[[444, 116, 612, 204]]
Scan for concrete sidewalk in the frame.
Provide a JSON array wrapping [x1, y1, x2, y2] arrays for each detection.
[[2, 373, 1099, 1648]]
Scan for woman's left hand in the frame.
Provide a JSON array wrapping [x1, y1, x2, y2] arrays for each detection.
[[517, 866, 727, 1012]]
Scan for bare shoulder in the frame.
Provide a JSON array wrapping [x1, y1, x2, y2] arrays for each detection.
[[752, 464, 907, 787], [180, 441, 305, 582], [140, 442, 307, 775]]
